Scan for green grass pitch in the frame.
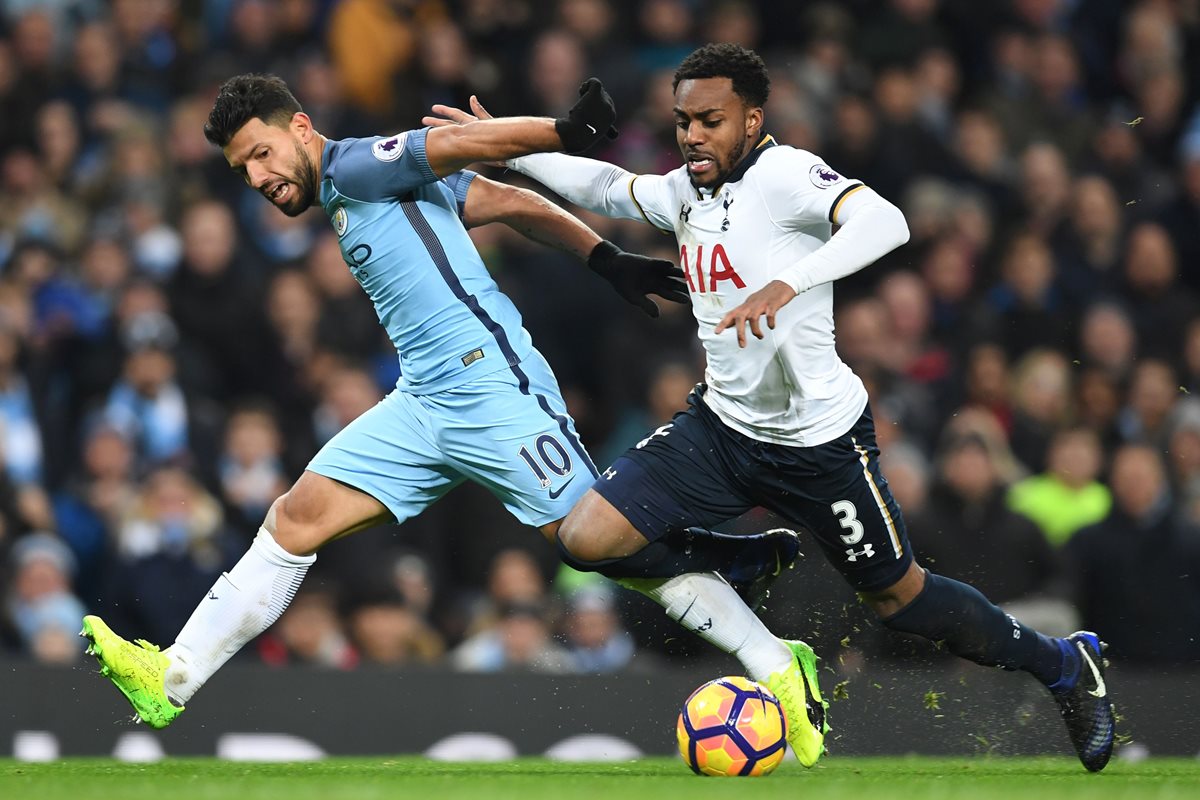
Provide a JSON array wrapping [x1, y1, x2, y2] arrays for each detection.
[[3, 757, 1198, 800]]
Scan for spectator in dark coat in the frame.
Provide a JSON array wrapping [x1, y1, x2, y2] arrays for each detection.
[[1066, 444, 1200, 664]]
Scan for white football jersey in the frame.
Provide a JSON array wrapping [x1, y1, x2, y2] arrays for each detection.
[[627, 136, 868, 446]]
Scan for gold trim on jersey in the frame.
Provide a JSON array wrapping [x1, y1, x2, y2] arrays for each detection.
[[705, 134, 778, 198], [628, 175, 673, 234], [852, 436, 904, 558], [830, 183, 866, 225]]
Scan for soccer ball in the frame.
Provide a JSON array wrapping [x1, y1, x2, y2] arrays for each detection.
[[676, 676, 788, 777]]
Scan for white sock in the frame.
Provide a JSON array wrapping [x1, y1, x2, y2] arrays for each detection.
[[165, 528, 314, 704], [620, 573, 793, 683]]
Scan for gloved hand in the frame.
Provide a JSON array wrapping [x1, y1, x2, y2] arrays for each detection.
[[554, 78, 619, 154], [588, 241, 690, 317]]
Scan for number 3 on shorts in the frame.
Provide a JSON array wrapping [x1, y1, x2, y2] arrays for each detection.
[[832, 500, 864, 545]]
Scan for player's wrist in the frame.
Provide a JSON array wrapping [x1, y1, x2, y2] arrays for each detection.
[[586, 240, 621, 274], [554, 118, 604, 154], [775, 266, 808, 296]]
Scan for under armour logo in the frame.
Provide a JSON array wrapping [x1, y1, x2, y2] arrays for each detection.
[[695, 618, 713, 632], [208, 591, 219, 600], [845, 544, 875, 562], [679, 203, 691, 222], [602, 467, 618, 480]]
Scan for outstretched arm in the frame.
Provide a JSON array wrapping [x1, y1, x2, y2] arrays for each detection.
[[424, 96, 661, 224], [424, 79, 618, 177], [462, 175, 688, 317]]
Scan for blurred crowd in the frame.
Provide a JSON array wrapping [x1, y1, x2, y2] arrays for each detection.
[[1, 0, 1199, 674]]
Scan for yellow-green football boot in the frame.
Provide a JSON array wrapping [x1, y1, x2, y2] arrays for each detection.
[[80, 615, 184, 729], [764, 639, 830, 767]]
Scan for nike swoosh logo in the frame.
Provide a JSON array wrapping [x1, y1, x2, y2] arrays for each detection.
[[675, 597, 698, 625], [1078, 641, 1106, 698], [586, 124, 597, 135], [800, 669, 823, 728], [548, 476, 576, 500]]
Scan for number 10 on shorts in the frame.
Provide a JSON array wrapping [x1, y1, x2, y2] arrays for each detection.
[[518, 434, 573, 488]]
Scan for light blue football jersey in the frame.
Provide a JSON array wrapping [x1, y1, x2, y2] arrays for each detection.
[[309, 128, 596, 526], [318, 129, 534, 394]]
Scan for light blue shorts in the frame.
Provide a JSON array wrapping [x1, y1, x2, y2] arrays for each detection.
[[306, 351, 597, 527]]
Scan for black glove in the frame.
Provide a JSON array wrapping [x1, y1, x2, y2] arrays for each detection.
[[588, 241, 690, 317], [554, 78, 619, 154]]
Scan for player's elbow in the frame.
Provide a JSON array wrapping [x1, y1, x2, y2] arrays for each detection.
[[878, 201, 910, 250]]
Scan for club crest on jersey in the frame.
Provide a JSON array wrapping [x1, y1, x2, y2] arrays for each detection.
[[332, 205, 348, 237], [808, 164, 843, 189], [372, 133, 408, 162]]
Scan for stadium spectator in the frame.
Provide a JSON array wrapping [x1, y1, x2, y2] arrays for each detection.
[[1119, 222, 1198, 366], [50, 422, 137, 598], [1066, 444, 1200, 663], [0, 321, 45, 487], [1008, 427, 1112, 548], [258, 588, 359, 669], [1077, 302, 1137, 380], [168, 199, 273, 400], [346, 581, 445, 666], [451, 598, 574, 673], [216, 403, 290, 531], [561, 585, 635, 673], [915, 414, 1060, 606], [979, 233, 1071, 360], [1056, 174, 1123, 308], [1166, 399, 1200, 524], [3, 531, 88, 663], [100, 311, 221, 474], [1008, 348, 1074, 472], [101, 466, 238, 646], [1117, 359, 1181, 449]]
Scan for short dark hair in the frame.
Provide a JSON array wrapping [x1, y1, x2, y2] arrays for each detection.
[[673, 43, 770, 107], [203, 74, 303, 147]]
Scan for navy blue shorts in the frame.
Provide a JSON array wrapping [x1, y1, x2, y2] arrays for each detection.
[[593, 387, 912, 592]]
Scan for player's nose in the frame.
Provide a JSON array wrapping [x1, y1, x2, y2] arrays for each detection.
[[246, 162, 270, 190], [683, 121, 706, 145]]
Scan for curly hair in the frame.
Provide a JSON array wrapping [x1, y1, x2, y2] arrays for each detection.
[[204, 74, 303, 147], [672, 43, 771, 108]]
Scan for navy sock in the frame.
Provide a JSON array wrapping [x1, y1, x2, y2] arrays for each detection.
[[556, 527, 767, 580], [882, 571, 1067, 686]]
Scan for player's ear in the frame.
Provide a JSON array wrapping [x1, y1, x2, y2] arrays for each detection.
[[745, 106, 763, 139], [291, 112, 315, 142]]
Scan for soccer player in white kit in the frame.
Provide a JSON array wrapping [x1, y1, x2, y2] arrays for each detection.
[[426, 43, 1115, 772]]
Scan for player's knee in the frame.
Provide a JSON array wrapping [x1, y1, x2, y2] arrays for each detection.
[[556, 515, 614, 564], [864, 561, 927, 620], [269, 492, 326, 557]]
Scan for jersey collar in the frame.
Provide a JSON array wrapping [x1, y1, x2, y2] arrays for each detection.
[[698, 133, 777, 199]]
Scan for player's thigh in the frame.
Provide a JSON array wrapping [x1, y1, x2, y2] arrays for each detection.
[[756, 408, 913, 593], [434, 355, 599, 529], [304, 389, 465, 545], [587, 391, 757, 548], [556, 487, 652, 561]]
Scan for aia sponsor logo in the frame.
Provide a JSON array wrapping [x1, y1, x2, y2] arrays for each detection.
[[679, 243, 745, 294]]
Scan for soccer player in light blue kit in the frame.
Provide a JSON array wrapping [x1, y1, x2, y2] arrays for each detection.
[[81, 73, 695, 727]]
